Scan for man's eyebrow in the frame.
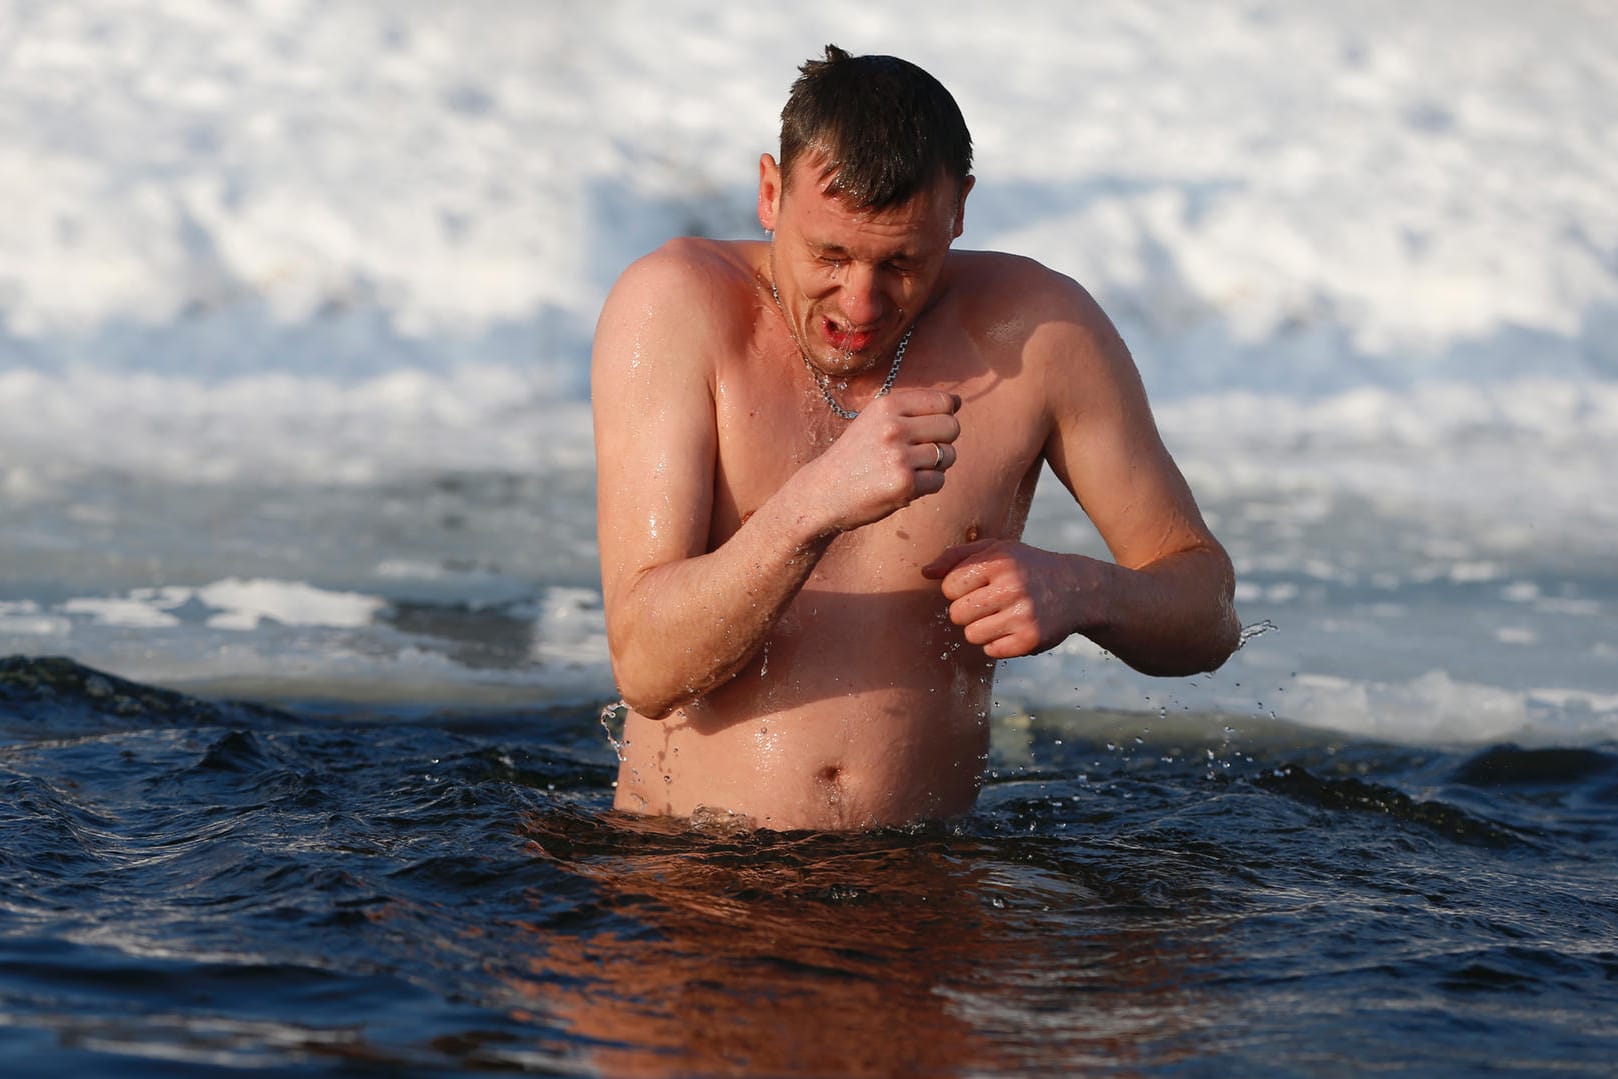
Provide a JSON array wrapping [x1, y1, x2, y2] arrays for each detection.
[[810, 241, 920, 263]]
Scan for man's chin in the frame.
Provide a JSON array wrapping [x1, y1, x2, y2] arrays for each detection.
[[805, 350, 879, 380]]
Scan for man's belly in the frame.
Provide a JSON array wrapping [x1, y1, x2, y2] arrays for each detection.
[[611, 587, 996, 830]]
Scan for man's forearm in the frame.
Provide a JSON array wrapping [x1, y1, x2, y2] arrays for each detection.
[[1083, 545, 1240, 676], [606, 494, 835, 719]]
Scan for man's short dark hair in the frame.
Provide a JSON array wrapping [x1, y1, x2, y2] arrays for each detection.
[[779, 44, 973, 210]]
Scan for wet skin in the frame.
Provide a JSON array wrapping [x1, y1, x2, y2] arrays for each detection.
[[591, 155, 1237, 829]]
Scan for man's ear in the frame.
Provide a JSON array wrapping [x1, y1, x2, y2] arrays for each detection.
[[758, 154, 783, 233], [952, 175, 975, 239]]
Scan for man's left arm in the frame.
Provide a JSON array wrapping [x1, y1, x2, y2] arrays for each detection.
[[923, 276, 1239, 675]]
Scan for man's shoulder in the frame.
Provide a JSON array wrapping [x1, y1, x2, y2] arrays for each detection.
[[595, 239, 763, 378], [948, 250, 1090, 308], [616, 237, 761, 304], [945, 250, 1116, 353]]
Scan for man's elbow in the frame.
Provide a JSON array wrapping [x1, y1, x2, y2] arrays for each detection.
[[608, 638, 693, 722], [618, 692, 677, 722], [1190, 602, 1242, 675], [606, 628, 655, 719], [1123, 592, 1241, 678], [1128, 640, 1234, 679], [609, 654, 680, 721], [1182, 549, 1241, 673]]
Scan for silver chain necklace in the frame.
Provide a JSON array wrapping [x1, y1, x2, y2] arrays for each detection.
[[771, 279, 912, 420]]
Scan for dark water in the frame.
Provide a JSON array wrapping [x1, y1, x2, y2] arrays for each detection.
[[2, 656, 1615, 1077]]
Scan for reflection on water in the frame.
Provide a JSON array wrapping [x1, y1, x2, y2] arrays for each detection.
[[508, 811, 1227, 1078], [2, 658, 1616, 1076]]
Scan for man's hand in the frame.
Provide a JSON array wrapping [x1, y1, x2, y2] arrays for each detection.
[[922, 540, 1106, 659], [799, 388, 962, 534]]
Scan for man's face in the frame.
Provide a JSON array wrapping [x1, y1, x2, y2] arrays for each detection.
[[759, 153, 971, 379]]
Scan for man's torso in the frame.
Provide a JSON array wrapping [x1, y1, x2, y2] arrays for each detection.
[[612, 239, 1060, 828]]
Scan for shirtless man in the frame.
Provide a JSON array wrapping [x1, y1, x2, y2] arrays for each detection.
[[592, 46, 1239, 830]]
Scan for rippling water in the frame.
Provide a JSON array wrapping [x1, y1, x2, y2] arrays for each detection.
[[2, 656, 1615, 1077]]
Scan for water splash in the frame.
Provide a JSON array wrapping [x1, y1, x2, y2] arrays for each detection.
[[598, 699, 628, 762], [1237, 619, 1278, 649]]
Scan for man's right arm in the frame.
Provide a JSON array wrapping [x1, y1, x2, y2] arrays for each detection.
[[593, 244, 962, 719], [592, 245, 821, 718]]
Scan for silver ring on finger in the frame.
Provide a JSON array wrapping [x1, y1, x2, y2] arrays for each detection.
[[932, 442, 945, 470]]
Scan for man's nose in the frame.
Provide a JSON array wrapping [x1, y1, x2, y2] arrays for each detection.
[[838, 264, 884, 326]]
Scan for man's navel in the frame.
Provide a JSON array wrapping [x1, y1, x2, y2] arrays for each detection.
[[814, 764, 847, 809]]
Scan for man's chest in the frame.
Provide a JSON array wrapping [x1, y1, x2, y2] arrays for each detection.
[[710, 384, 1047, 565]]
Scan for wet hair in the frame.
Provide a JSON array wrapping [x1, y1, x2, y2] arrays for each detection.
[[779, 44, 972, 210]]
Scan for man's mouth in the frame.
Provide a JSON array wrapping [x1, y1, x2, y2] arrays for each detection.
[[822, 319, 876, 354]]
